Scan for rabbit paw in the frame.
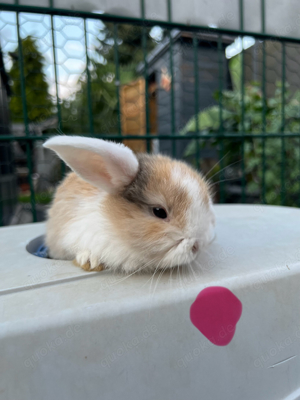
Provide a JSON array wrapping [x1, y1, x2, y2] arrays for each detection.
[[73, 250, 104, 272]]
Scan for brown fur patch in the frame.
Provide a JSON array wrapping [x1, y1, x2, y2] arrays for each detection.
[[104, 154, 209, 247], [146, 155, 191, 229], [55, 172, 99, 199], [122, 153, 155, 205]]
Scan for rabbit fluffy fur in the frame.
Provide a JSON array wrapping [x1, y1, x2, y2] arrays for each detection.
[[44, 136, 215, 273]]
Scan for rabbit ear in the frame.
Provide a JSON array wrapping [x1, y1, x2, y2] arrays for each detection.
[[43, 136, 139, 193]]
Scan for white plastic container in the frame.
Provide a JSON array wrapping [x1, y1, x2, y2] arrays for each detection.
[[1, 204, 300, 400]]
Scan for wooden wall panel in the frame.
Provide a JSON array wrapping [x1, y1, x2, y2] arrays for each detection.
[[120, 78, 146, 153]]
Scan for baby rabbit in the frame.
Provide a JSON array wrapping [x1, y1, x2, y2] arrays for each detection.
[[44, 136, 215, 273]]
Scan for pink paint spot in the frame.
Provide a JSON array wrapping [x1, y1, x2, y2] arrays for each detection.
[[190, 286, 242, 346]]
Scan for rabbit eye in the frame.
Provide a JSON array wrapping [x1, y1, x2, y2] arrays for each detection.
[[152, 207, 167, 219]]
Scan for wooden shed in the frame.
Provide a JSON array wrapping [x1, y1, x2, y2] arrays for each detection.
[[120, 77, 157, 153], [120, 30, 233, 157]]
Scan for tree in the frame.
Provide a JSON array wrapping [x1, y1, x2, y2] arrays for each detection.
[[61, 23, 160, 134], [96, 23, 158, 80], [61, 61, 118, 134], [9, 36, 53, 123]]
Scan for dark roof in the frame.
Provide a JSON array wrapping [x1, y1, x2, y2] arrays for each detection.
[[137, 29, 234, 74]]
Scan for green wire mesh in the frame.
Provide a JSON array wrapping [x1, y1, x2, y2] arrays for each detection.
[[0, 3, 300, 226]]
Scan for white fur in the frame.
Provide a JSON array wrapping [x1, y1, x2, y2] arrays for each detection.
[[45, 136, 215, 273], [57, 191, 174, 272], [171, 165, 215, 258], [43, 136, 139, 193]]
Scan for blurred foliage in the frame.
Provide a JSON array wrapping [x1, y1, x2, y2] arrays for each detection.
[[18, 191, 53, 205], [9, 26, 160, 134], [61, 61, 118, 134], [62, 24, 158, 134], [98, 24, 154, 71], [182, 54, 300, 206], [9, 36, 53, 123]]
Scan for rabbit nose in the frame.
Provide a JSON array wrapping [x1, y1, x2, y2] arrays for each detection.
[[191, 241, 199, 254]]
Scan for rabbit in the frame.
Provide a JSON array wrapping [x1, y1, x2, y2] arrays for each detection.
[[43, 135, 215, 273]]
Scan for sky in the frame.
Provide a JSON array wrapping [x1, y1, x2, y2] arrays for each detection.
[[0, 10, 254, 100], [0, 11, 106, 99]]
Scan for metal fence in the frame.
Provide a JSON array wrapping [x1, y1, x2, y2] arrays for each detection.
[[1, 0, 300, 226]]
